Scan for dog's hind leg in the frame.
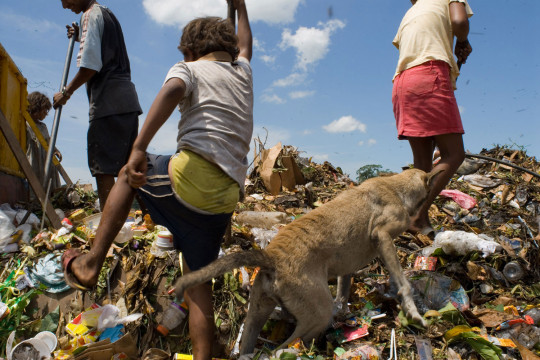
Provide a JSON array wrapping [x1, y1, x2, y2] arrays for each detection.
[[240, 274, 277, 355], [376, 229, 427, 327], [277, 279, 334, 349]]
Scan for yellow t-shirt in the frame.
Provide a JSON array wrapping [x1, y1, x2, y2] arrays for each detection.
[[393, 0, 473, 89], [169, 150, 239, 214]]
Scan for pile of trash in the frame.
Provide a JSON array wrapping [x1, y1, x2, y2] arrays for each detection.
[[0, 143, 539, 360]]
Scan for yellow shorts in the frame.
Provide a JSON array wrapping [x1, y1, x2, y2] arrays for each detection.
[[169, 150, 239, 214]]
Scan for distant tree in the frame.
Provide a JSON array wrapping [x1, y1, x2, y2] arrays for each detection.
[[356, 164, 391, 183]]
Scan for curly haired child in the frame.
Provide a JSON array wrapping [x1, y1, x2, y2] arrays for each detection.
[[62, 1, 253, 358]]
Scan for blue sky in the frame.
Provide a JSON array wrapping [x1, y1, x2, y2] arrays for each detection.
[[1, 0, 538, 187]]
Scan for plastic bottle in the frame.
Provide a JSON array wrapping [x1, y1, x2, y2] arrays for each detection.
[[156, 300, 188, 336], [502, 261, 524, 282], [235, 211, 289, 229]]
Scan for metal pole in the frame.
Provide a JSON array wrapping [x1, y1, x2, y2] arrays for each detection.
[[43, 27, 77, 188]]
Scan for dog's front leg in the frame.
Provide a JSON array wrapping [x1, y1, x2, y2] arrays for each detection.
[[375, 229, 427, 327], [334, 274, 352, 319]]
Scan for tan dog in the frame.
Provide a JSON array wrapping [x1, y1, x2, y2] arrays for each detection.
[[174, 168, 438, 354]]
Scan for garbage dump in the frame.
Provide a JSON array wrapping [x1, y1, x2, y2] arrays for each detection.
[[0, 144, 539, 359]]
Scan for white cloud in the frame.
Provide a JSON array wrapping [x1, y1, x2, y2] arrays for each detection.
[[280, 19, 345, 71], [302, 129, 313, 135], [289, 90, 315, 99], [311, 153, 329, 162], [247, 0, 304, 24], [272, 72, 307, 87], [358, 141, 364, 146], [142, 0, 303, 27], [323, 116, 366, 133], [261, 93, 285, 104], [260, 55, 276, 65], [253, 38, 264, 52], [368, 139, 377, 146]]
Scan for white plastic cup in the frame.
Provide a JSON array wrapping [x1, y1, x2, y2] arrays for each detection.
[[9, 338, 51, 360], [34, 331, 57, 352]]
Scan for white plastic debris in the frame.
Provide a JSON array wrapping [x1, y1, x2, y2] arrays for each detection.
[[461, 174, 502, 188], [251, 227, 278, 249], [422, 230, 502, 258], [0, 210, 16, 246], [98, 304, 143, 331]]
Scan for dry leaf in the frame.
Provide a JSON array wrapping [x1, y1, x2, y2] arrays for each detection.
[[471, 308, 516, 327], [466, 261, 488, 281]]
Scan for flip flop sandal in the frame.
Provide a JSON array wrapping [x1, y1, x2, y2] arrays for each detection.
[[62, 248, 92, 291]]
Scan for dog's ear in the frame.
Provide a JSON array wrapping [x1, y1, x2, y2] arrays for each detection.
[[426, 169, 444, 188]]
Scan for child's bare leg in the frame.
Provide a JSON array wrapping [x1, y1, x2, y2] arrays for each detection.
[[407, 137, 435, 231], [409, 134, 464, 231], [71, 167, 136, 287], [182, 260, 215, 360]]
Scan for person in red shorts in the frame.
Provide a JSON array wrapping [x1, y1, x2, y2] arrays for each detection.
[[392, 0, 473, 235]]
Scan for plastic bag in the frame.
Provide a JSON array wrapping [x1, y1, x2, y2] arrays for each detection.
[[461, 174, 502, 188], [0, 203, 17, 222], [0, 210, 16, 246], [98, 305, 143, 331], [251, 227, 278, 249], [15, 210, 40, 228], [422, 231, 502, 258], [114, 222, 134, 244], [16, 223, 33, 243], [407, 271, 470, 312], [439, 189, 477, 210]]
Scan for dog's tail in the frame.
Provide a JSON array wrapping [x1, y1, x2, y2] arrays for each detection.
[[173, 249, 273, 299]]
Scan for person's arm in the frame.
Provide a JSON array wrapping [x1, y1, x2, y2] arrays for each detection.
[[124, 78, 186, 188], [52, 67, 97, 108], [233, 0, 252, 61], [54, 9, 104, 108], [450, 1, 472, 65]]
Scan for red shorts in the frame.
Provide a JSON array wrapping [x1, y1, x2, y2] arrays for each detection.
[[392, 60, 464, 140]]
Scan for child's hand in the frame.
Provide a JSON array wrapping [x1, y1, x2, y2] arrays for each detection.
[[53, 91, 69, 109], [125, 149, 147, 188], [455, 39, 472, 65], [54, 150, 63, 162], [66, 22, 80, 40]]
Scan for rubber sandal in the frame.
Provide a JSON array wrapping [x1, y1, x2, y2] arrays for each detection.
[[62, 248, 92, 291]]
